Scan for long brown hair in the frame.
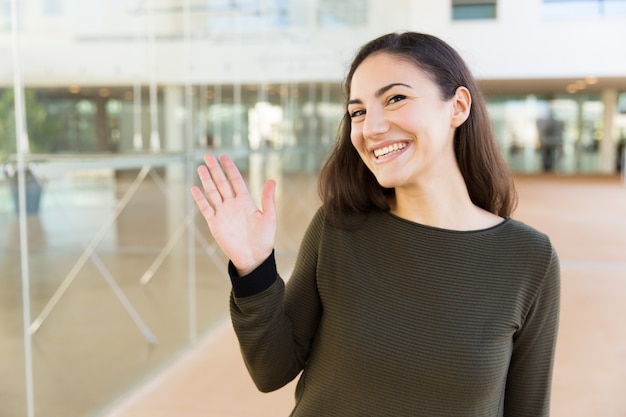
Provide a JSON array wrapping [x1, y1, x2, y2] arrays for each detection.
[[318, 32, 517, 227]]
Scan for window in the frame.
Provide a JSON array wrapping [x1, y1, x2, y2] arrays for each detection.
[[618, 92, 626, 114], [206, 0, 292, 33], [43, 0, 63, 15], [452, 0, 497, 20], [318, 0, 367, 28], [542, 0, 626, 19], [0, 1, 11, 30]]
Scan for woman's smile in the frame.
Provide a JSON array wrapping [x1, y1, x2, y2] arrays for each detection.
[[372, 141, 409, 160]]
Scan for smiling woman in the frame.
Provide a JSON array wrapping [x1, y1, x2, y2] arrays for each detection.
[[345, 53, 473, 212], [320, 33, 516, 228], [191, 31, 560, 417]]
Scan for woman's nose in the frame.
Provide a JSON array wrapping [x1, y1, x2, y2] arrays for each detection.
[[362, 108, 389, 139]]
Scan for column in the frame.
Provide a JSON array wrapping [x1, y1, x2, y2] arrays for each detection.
[[164, 85, 184, 179], [599, 89, 617, 174]]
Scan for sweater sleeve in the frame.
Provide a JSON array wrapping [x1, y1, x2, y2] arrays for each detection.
[[229, 209, 325, 393], [504, 245, 561, 416]]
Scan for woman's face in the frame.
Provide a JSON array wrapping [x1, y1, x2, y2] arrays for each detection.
[[348, 52, 469, 191]]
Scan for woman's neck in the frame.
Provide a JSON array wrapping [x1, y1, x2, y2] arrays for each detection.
[[389, 174, 502, 231]]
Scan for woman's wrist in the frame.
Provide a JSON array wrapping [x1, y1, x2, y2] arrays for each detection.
[[229, 251, 277, 298], [232, 250, 274, 277]]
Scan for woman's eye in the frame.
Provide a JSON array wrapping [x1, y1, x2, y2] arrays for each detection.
[[388, 94, 406, 105], [349, 109, 365, 118]]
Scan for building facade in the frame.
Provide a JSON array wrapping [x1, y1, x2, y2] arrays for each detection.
[[1, 0, 625, 176]]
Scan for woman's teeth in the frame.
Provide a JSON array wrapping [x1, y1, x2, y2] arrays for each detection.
[[374, 143, 406, 159]]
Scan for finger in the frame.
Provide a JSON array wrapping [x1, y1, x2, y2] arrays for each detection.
[[196, 164, 224, 209], [190, 185, 214, 217], [219, 155, 250, 197], [204, 154, 235, 199]]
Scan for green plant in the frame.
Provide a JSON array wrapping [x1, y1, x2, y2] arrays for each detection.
[[0, 88, 61, 160]]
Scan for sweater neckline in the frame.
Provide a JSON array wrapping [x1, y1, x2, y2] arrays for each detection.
[[384, 211, 512, 235]]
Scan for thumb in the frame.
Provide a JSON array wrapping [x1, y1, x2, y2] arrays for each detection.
[[261, 179, 277, 219]]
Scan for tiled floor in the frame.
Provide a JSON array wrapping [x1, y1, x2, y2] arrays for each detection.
[[102, 174, 626, 417]]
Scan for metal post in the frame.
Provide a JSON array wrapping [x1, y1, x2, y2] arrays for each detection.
[[148, 0, 160, 153], [10, 0, 35, 415], [183, 0, 197, 343]]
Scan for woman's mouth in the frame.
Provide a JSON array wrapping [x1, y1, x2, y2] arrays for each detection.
[[373, 142, 407, 159]]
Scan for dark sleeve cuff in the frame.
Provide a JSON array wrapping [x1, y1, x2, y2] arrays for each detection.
[[228, 251, 278, 298]]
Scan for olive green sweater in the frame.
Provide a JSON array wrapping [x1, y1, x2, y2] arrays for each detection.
[[229, 209, 560, 416]]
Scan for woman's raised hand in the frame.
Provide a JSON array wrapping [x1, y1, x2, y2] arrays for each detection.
[[191, 154, 277, 276]]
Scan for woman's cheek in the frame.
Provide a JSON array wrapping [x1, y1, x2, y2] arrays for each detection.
[[350, 128, 363, 151]]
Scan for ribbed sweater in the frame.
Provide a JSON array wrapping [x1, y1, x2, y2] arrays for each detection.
[[229, 208, 560, 417]]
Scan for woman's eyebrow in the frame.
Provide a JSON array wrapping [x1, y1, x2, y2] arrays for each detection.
[[348, 82, 413, 106]]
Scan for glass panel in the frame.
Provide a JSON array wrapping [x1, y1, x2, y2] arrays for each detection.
[[488, 94, 605, 173], [0, 88, 17, 156], [247, 85, 282, 150], [2, 160, 233, 414], [489, 96, 541, 173], [614, 92, 626, 173]]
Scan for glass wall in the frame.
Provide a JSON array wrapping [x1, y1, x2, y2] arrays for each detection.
[[0, 78, 343, 417], [0, 2, 354, 417], [487, 94, 617, 174], [2, 84, 621, 178]]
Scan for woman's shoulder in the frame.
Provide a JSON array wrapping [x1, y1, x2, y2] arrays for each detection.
[[502, 217, 553, 245], [310, 206, 373, 230], [499, 218, 558, 267]]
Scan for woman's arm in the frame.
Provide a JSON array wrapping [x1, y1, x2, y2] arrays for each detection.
[[504, 247, 561, 416], [230, 211, 325, 392], [192, 154, 324, 393]]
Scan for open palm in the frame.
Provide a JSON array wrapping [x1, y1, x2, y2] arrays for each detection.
[[191, 154, 277, 276]]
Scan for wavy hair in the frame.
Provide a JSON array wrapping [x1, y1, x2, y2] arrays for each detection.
[[318, 32, 517, 226]]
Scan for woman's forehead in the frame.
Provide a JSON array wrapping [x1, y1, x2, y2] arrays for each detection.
[[350, 54, 430, 95]]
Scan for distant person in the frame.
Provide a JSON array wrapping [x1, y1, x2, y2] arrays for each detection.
[[205, 131, 215, 149], [537, 109, 564, 172], [617, 133, 625, 173], [192, 32, 560, 416]]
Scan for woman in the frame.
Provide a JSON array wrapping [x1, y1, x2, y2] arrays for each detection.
[[191, 32, 560, 416]]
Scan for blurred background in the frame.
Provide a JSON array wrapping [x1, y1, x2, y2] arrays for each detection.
[[1, 1, 625, 416]]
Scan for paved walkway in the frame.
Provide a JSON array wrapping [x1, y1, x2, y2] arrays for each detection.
[[102, 175, 626, 417]]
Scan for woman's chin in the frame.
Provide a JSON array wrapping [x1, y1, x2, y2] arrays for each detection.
[[375, 176, 400, 190]]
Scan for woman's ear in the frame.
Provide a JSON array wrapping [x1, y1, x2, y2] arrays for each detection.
[[451, 86, 471, 127]]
